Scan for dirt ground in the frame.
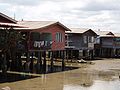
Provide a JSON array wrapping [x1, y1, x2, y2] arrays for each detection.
[[0, 58, 120, 90]]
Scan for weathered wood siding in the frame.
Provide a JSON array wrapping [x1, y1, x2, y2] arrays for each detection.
[[66, 30, 97, 50], [101, 37, 114, 48], [67, 33, 82, 49]]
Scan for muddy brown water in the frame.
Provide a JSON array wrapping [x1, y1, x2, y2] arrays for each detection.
[[0, 59, 120, 90]]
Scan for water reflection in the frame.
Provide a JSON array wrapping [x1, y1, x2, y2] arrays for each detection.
[[0, 68, 120, 90], [63, 70, 120, 90], [64, 80, 120, 90], [0, 72, 38, 83]]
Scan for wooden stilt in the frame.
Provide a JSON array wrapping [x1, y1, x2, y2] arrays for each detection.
[[68, 50, 70, 60], [17, 52, 22, 72], [30, 52, 34, 73], [25, 51, 30, 73], [40, 51, 42, 73], [10, 51, 16, 71], [43, 51, 46, 74], [62, 50, 65, 71], [2, 53, 7, 75], [50, 51, 54, 72], [71, 50, 73, 62], [64, 50, 66, 61], [37, 51, 42, 73]]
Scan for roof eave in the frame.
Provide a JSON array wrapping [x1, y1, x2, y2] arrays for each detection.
[[56, 22, 71, 31], [83, 29, 97, 35], [0, 12, 17, 23]]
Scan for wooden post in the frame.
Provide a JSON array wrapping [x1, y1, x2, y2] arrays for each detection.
[[66, 50, 68, 62], [65, 50, 68, 62], [30, 52, 34, 73], [71, 50, 73, 62], [25, 51, 30, 73], [17, 52, 22, 72], [10, 51, 16, 71], [50, 51, 54, 72], [99, 48, 101, 57], [40, 51, 42, 73], [43, 51, 46, 74], [1, 53, 7, 75], [62, 50, 65, 71], [46, 51, 49, 72], [37, 51, 42, 73]]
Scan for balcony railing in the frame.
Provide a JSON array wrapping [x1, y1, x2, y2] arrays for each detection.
[[65, 46, 75, 49], [30, 40, 53, 50]]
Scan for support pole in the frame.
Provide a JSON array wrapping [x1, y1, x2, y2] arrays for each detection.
[[2, 53, 7, 75], [25, 51, 30, 73], [50, 51, 54, 73], [62, 50, 65, 71], [37, 51, 42, 73], [43, 51, 46, 74], [30, 52, 34, 73], [71, 50, 73, 62], [16, 52, 22, 72]]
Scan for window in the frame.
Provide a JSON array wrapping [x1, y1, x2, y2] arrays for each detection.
[[30, 32, 40, 41], [88, 36, 91, 43], [56, 32, 63, 42], [88, 36, 94, 43], [41, 33, 52, 41], [96, 36, 100, 44], [91, 36, 94, 43], [83, 36, 87, 44]]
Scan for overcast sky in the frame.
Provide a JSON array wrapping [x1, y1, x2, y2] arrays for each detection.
[[0, 0, 120, 32]]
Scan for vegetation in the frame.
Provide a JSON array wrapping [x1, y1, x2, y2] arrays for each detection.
[[0, 27, 22, 74]]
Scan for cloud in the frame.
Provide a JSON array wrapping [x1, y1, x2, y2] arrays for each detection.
[[80, 0, 120, 11], [0, 0, 41, 6], [0, 0, 120, 33]]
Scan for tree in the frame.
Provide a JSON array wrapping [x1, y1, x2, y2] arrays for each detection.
[[0, 27, 22, 73]]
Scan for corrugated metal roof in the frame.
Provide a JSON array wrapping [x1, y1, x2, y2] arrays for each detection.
[[17, 21, 56, 29], [66, 28, 90, 33], [17, 21, 71, 31], [99, 35, 115, 37], [94, 30, 114, 36], [66, 28, 97, 36], [114, 33, 120, 37], [66, 28, 114, 38]]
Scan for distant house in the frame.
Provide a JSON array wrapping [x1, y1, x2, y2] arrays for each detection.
[[94, 30, 115, 57], [65, 28, 97, 59], [113, 33, 120, 57], [17, 21, 71, 51]]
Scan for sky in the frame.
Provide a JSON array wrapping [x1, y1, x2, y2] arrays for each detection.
[[0, 0, 120, 33]]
